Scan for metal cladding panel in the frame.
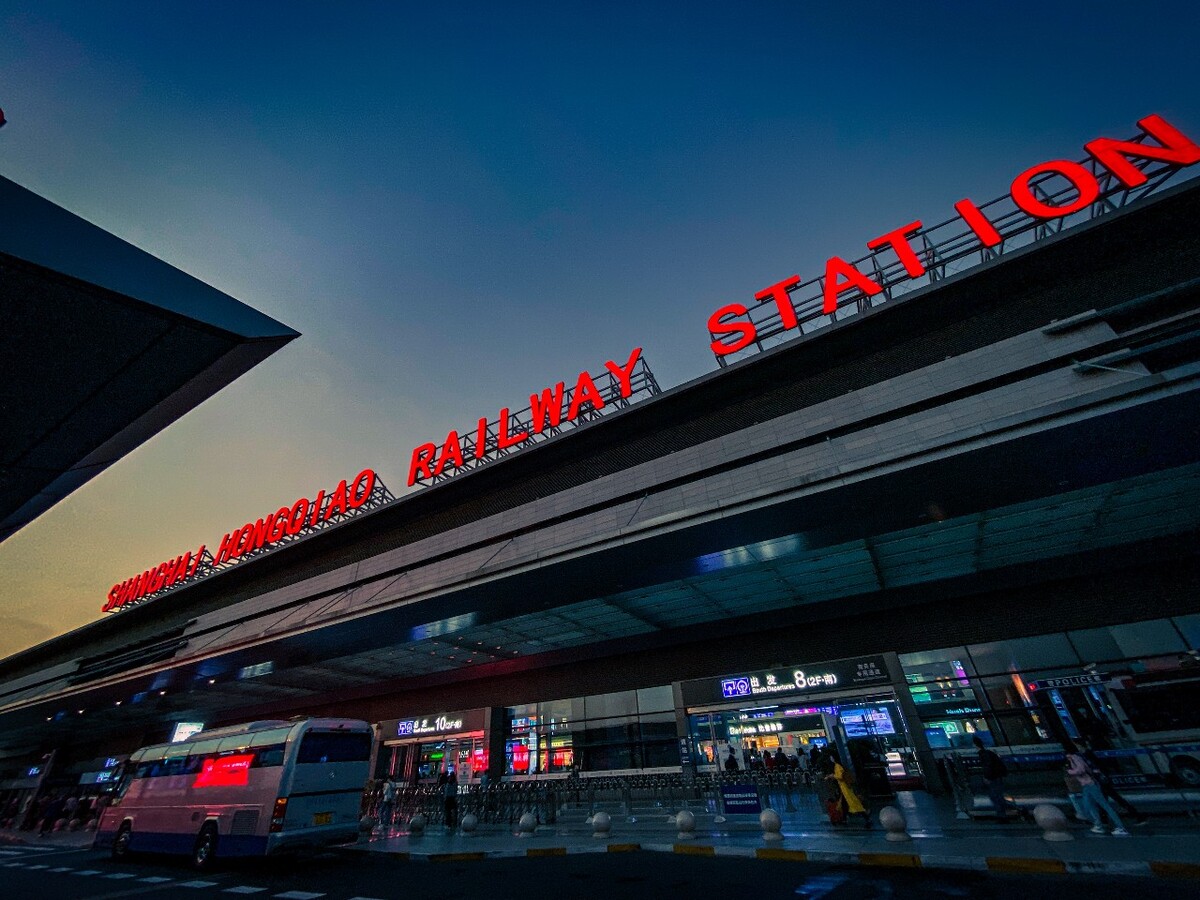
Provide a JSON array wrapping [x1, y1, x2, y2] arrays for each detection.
[[0, 176, 297, 339], [0, 177, 299, 542]]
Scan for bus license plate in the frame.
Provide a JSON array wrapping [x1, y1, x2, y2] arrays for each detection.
[[313, 812, 333, 826]]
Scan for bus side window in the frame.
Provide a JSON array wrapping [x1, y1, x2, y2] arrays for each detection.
[[115, 773, 133, 800], [253, 744, 286, 768]]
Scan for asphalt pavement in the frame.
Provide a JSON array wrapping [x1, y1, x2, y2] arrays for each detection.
[[1, 840, 1199, 900]]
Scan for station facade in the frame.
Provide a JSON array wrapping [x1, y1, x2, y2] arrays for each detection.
[[3, 126, 1200, 801]]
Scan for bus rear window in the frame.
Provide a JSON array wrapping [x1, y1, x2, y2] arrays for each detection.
[[296, 731, 371, 764]]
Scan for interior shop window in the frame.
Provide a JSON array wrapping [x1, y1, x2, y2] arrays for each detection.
[[903, 657, 976, 705], [978, 674, 1040, 712], [990, 710, 1056, 746], [899, 647, 975, 673], [539, 697, 583, 724], [921, 716, 990, 751], [585, 690, 638, 719], [1173, 614, 1200, 651], [1109, 620, 1186, 658], [636, 685, 674, 713], [967, 634, 1078, 676]]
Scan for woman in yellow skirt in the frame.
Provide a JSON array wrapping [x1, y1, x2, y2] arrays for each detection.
[[826, 753, 871, 828]]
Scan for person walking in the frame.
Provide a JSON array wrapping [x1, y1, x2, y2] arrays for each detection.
[[1082, 745, 1148, 826], [973, 736, 1016, 820], [378, 778, 396, 831], [826, 752, 870, 828], [442, 769, 458, 830], [1064, 739, 1129, 836]]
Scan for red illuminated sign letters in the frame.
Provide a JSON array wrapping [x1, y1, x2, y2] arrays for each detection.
[[707, 114, 1200, 356], [103, 468, 383, 613], [407, 348, 646, 486]]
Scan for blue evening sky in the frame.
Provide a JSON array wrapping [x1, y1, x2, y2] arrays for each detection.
[[0, 1, 1196, 654]]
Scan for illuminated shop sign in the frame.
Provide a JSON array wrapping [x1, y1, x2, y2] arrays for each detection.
[[407, 348, 661, 486], [706, 114, 1200, 363], [684, 655, 891, 707], [102, 468, 392, 614], [396, 714, 466, 738]]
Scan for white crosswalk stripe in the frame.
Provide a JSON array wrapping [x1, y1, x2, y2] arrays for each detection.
[[73, 869, 103, 875], [224, 888, 267, 894], [0, 849, 23, 855], [179, 880, 220, 889], [274, 893, 326, 899], [49, 866, 73, 872], [347, 897, 388, 900], [104, 872, 138, 879], [139, 876, 174, 883], [2, 862, 23, 867], [26, 864, 49, 869]]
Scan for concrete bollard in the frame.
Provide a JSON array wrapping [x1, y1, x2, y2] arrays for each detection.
[[460, 813, 478, 835], [408, 813, 426, 836], [358, 814, 376, 843], [592, 810, 612, 839], [760, 808, 783, 843], [878, 806, 911, 842], [517, 812, 537, 837], [1032, 804, 1073, 842], [675, 809, 696, 841]]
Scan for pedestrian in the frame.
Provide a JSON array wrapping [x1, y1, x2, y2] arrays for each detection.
[[378, 778, 396, 830], [973, 736, 1016, 820], [724, 750, 740, 772], [1082, 745, 1148, 826], [1064, 739, 1129, 836], [825, 752, 870, 828], [442, 769, 458, 829], [774, 746, 788, 771]]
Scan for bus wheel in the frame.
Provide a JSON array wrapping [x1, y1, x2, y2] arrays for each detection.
[[112, 824, 132, 861], [191, 824, 219, 871], [1171, 755, 1200, 788]]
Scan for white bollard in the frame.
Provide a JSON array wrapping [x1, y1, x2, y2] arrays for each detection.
[[408, 813, 426, 836], [517, 811, 537, 837], [460, 813, 478, 835], [675, 809, 696, 841], [592, 810, 612, 839], [1033, 804, 1074, 842], [760, 808, 783, 843], [358, 814, 377, 843], [878, 806, 911, 842]]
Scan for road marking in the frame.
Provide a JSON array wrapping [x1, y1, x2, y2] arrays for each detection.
[[139, 876, 174, 883], [225, 888, 267, 895], [26, 864, 49, 869], [49, 866, 73, 871], [2, 862, 23, 867], [74, 869, 103, 875], [274, 893, 326, 899], [178, 880, 220, 889], [0, 849, 22, 855], [347, 897, 388, 900], [104, 872, 138, 879]]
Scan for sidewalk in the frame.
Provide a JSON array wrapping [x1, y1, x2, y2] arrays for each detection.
[[0, 827, 96, 850], [350, 791, 1200, 879]]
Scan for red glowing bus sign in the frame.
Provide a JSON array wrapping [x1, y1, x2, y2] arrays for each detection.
[[193, 753, 254, 788], [406, 348, 661, 487], [102, 468, 392, 613], [707, 114, 1200, 361]]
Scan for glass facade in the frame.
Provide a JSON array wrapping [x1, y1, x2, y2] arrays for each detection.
[[504, 686, 676, 775], [901, 615, 1200, 753]]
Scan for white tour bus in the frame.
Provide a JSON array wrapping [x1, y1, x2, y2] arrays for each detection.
[[95, 718, 372, 868]]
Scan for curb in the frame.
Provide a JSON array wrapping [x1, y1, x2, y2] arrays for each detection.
[[340, 841, 1200, 878]]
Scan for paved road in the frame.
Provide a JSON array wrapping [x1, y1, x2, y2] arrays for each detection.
[[1, 841, 1198, 898]]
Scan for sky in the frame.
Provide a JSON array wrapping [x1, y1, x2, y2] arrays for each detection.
[[0, 1, 1197, 658]]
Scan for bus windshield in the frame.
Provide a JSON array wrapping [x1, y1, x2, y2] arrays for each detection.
[[296, 731, 371, 764]]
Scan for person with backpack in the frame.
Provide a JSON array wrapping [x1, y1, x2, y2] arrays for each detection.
[[973, 735, 1016, 819], [1064, 738, 1129, 836]]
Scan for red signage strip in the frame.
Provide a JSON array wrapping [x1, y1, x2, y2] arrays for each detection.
[[102, 468, 392, 614], [406, 348, 661, 487], [707, 114, 1200, 364]]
